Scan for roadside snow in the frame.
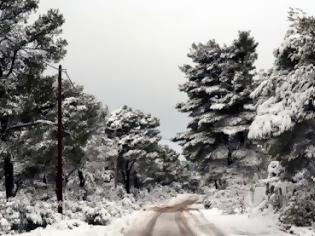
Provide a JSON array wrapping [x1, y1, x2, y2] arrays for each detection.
[[10, 208, 315, 236], [203, 209, 288, 236]]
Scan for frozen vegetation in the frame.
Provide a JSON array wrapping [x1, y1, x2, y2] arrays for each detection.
[[0, 2, 315, 236]]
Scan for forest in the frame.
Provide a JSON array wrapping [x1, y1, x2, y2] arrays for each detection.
[[0, 1, 315, 235]]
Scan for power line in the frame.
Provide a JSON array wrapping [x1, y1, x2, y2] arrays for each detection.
[[63, 69, 74, 87], [44, 62, 75, 88], [44, 62, 59, 71]]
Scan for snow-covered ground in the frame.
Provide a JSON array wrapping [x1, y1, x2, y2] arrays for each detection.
[[11, 207, 315, 236]]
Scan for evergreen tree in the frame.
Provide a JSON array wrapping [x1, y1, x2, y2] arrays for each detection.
[[105, 106, 181, 193], [10, 80, 107, 181], [173, 32, 260, 186], [83, 126, 118, 175], [249, 9, 315, 179], [82, 129, 118, 180], [0, 0, 67, 135], [0, 0, 67, 197], [151, 145, 181, 185]]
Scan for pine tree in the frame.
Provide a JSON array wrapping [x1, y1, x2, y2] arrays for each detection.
[[152, 145, 181, 185], [105, 106, 181, 193], [81, 128, 118, 186], [249, 9, 315, 179], [0, 0, 67, 196], [0, 0, 67, 135], [174, 32, 260, 186], [10, 80, 107, 182]]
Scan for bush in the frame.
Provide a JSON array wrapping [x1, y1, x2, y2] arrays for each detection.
[[279, 187, 315, 226], [0, 196, 60, 234], [85, 207, 111, 225], [0, 184, 180, 234]]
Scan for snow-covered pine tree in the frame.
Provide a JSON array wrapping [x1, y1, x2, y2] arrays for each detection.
[[145, 144, 181, 186], [0, 0, 67, 135], [83, 113, 118, 180], [173, 31, 261, 187], [249, 9, 315, 180], [11, 80, 107, 184], [0, 0, 67, 198], [65, 126, 119, 200], [105, 106, 181, 193]]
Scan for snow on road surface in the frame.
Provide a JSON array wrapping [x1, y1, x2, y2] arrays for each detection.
[[10, 208, 315, 236], [8, 193, 314, 236]]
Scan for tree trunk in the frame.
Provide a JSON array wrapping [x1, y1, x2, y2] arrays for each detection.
[[43, 175, 47, 184], [114, 156, 118, 188], [78, 170, 85, 187], [227, 150, 233, 166], [134, 171, 139, 189], [214, 180, 218, 190], [125, 168, 131, 194], [266, 182, 270, 196], [4, 156, 14, 199], [120, 159, 135, 194]]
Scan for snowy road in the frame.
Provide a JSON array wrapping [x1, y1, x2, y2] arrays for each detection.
[[123, 209, 226, 236], [8, 195, 314, 236], [13, 208, 315, 236]]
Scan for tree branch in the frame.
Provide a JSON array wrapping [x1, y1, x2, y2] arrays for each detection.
[[5, 48, 19, 78], [5, 120, 57, 132], [127, 160, 136, 172], [64, 167, 78, 183], [13, 179, 23, 197]]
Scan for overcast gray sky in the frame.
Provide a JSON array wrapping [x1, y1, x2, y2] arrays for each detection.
[[39, 0, 315, 140]]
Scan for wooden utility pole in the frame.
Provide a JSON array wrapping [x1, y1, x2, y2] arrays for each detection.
[[114, 129, 118, 188], [56, 65, 63, 214], [114, 156, 118, 188], [4, 155, 14, 199]]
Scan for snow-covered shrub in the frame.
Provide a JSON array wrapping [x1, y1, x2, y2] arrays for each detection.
[[136, 184, 181, 204], [203, 199, 212, 209], [279, 187, 315, 226], [0, 217, 11, 234], [0, 195, 61, 234], [115, 185, 126, 199], [85, 207, 111, 225], [47, 219, 87, 231], [257, 161, 291, 211], [203, 175, 249, 214], [268, 161, 284, 178], [1, 182, 188, 234]]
